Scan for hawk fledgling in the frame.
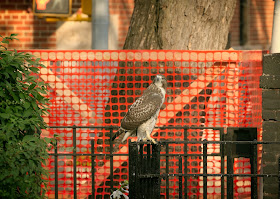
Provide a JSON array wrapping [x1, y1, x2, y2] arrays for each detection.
[[111, 74, 167, 146]]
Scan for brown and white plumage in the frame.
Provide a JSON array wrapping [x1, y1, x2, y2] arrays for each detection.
[[111, 74, 167, 146]]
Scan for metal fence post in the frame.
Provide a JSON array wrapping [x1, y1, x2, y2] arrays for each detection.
[[54, 145, 58, 199], [73, 125, 77, 199], [227, 141, 234, 199], [184, 128, 188, 199], [152, 143, 161, 198], [220, 128, 225, 199], [109, 127, 114, 192], [166, 143, 169, 199], [179, 156, 183, 199], [90, 139, 95, 199], [147, 144, 151, 197], [278, 157, 280, 198], [129, 142, 160, 199], [251, 139, 258, 199], [129, 141, 138, 198], [203, 139, 208, 199]]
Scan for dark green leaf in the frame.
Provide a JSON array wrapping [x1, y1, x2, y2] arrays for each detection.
[[44, 137, 51, 144], [31, 101, 38, 110], [19, 93, 25, 99], [0, 113, 9, 119], [23, 135, 37, 142], [23, 102, 30, 109], [5, 81, 12, 89], [10, 90, 19, 102], [23, 109, 33, 117], [28, 84, 36, 90], [29, 67, 39, 73], [2, 40, 9, 44]]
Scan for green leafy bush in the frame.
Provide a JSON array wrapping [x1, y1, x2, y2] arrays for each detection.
[[0, 34, 53, 198]]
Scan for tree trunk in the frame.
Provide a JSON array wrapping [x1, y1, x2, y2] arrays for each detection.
[[123, 0, 237, 50], [98, 0, 238, 194]]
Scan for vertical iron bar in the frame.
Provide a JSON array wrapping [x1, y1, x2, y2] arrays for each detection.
[[153, 143, 161, 199], [129, 140, 138, 198], [184, 128, 188, 199], [166, 143, 169, 199], [227, 142, 234, 199], [220, 128, 225, 199], [203, 140, 207, 199], [278, 157, 280, 198], [139, 143, 144, 198], [91, 139, 95, 199], [151, 144, 160, 199], [54, 145, 58, 199], [147, 144, 151, 198], [109, 128, 114, 192], [73, 126, 77, 199], [140, 144, 144, 165], [151, 144, 154, 198], [179, 156, 183, 199], [251, 140, 258, 199]]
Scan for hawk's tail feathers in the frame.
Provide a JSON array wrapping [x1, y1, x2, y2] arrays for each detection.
[[111, 128, 126, 142], [112, 128, 127, 153], [111, 131, 118, 141]]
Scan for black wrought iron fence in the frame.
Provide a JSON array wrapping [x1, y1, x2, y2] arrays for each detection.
[[48, 126, 280, 199], [49, 125, 120, 199]]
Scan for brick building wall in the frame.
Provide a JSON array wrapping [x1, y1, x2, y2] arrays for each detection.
[[260, 53, 280, 198], [229, 0, 274, 49], [249, 0, 274, 49], [0, 0, 276, 50], [0, 0, 134, 50], [109, 0, 133, 49]]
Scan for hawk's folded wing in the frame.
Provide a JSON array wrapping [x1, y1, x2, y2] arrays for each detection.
[[121, 93, 163, 130]]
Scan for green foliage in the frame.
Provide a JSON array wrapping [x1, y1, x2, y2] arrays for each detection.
[[0, 34, 54, 198]]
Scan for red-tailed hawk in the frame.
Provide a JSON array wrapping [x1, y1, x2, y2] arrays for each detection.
[[112, 74, 167, 146]]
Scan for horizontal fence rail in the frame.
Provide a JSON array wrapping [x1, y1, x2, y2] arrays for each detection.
[[47, 126, 280, 199]]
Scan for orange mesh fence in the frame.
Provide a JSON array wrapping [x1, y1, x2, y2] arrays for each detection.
[[23, 50, 263, 198]]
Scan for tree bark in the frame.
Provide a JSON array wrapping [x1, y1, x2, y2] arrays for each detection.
[[123, 0, 237, 50]]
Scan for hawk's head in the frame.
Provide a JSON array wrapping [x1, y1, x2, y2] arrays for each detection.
[[153, 74, 167, 90]]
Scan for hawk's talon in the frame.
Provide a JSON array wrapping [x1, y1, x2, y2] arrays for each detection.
[[145, 130, 157, 144], [146, 137, 157, 144], [149, 138, 157, 144], [142, 138, 147, 142]]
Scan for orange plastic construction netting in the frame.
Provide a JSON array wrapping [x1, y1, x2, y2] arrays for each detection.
[[24, 50, 263, 198]]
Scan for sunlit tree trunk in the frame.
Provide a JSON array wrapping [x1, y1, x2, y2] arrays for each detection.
[[124, 0, 236, 50]]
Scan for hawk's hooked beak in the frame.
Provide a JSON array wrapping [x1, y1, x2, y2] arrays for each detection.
[[154, 75, 164, 83], [153, 75, 167, 89]]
